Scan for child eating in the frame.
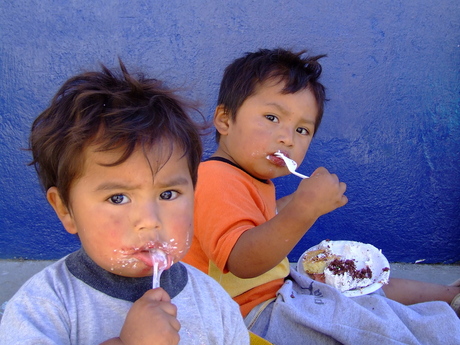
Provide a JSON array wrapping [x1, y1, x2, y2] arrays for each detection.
[[183, 48, 460, 344], [0, 61, 249, 345]]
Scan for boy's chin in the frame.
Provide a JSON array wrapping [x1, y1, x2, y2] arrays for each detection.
[[267, 171, 288, 180]]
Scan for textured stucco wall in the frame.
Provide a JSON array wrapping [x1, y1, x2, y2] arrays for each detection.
[[1, 0, 459, 263]]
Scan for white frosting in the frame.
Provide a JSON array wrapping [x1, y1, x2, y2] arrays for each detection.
[[298, 240, 391, 296], [324, 266, 374, 292], [320, 241, 375, 292]]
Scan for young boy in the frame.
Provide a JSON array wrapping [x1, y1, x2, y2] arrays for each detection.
[[0, 61, 249, 344], [182, 48, 460, 344]]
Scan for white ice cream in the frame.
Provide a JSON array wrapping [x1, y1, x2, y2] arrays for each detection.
[[324, 264, 374, 292], [320, 241, 376, 292], [298, 240, 391, 296]]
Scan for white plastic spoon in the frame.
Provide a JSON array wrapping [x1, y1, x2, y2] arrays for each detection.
[[150, 248, 167, 289], [274, 151, 309, 179]]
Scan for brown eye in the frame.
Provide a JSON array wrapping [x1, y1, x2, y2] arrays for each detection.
[[265, 114, 279, 122], [296, 127, 310, 135], [160, 190, 178, 200], [108, 194, 129, 204]]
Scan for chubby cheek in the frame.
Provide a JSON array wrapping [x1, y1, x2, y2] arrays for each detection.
[[98, 212, 125, 237], [79, 215, 125, 254], [243, 128, 269, 148], [165, 208, 194, 262]]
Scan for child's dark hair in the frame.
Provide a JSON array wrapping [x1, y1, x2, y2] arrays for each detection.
[[30, 60, 203, 208], [216, 48, 326, 141]]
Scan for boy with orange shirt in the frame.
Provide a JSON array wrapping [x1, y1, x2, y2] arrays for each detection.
[[183, 48, 460, 344]]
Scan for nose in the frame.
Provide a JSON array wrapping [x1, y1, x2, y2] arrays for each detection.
[[277, 125, 295, 147], [134, 200, 161, 233]]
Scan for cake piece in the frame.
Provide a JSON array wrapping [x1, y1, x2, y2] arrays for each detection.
[[324, 258, 374, 292], [301, 248, 339, 283], [301, 240, 385, 293]]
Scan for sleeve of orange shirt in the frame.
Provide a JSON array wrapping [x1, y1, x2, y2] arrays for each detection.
[[192, 160, 276, 274]]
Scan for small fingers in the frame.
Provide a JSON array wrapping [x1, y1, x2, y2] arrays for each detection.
[[161, 301, 178, 319], [305, 166, 348, 207], [338, 181, 348, 206], [311, 166, 329, 176], [327, 173, 347, 207], [144, 288, 171, 303], [339, 181, 347, 193], [340, 193, 349, 206], [139, 288, 178, 318], [170, 316, 181, 332]]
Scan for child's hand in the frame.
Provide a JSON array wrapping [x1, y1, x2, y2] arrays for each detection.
[[294, 166, 348, 219], [118, 288, 181, 345], [228, 166, 348, 278]]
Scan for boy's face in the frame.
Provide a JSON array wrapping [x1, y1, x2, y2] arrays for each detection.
[[215, 79, 318, 180], [47, 143, 194, 277]]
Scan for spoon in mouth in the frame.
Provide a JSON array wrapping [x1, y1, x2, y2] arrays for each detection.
[[274, 151, 309, 179], [150, 248, 167, 289]]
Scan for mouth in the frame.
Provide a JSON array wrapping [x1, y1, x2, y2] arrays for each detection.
[[267, 150, 289, 167], [122, 245, 171, 270]]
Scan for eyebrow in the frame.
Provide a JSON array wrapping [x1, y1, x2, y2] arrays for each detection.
[[266, 102, 316, 125], [94, 176, 191, 192], [155, 176, 191, 189], [94, 182, 139, 192]]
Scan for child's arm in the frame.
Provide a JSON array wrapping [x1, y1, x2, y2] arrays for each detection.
[[101, 288, 180, 345], [383, 278, 460, 305], [276, 194, 293, 212], [227, 167, 347, 278]]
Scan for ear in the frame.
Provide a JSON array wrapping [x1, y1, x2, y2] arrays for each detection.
[[47, 187, 78, 235], [213, 105, 231, 136]]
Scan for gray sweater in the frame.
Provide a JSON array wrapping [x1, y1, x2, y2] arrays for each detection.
[[0, 249, 249, 344]]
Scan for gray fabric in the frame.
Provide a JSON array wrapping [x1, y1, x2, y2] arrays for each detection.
[[248, 267, 460, 345], [0, 254, 249, 345], [64, 248, 187, 301]]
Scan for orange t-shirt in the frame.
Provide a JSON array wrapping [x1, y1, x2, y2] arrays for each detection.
[[182, 158, 289, 317]]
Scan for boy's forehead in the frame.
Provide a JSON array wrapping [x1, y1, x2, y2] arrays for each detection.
[[256, 76, 310, 94], [253, 78, 316, 107], [247, 78, 319, 124], [83, 142, 185, 170]]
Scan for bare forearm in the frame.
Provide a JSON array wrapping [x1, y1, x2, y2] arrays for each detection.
[[227, 169, 348, 278], [227, 203, 317, 278], [276, 194, 293, 212], [383, 278, 460, 305]]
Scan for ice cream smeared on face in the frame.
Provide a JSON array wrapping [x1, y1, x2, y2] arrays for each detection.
[[109, 254, 140, 271], [108, 233, 192, 277]]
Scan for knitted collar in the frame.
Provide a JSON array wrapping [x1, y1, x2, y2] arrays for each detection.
[[65, 249, 188, 302]]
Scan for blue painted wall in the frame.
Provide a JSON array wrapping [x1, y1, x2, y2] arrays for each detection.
[[1, 1, 459, 263]]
